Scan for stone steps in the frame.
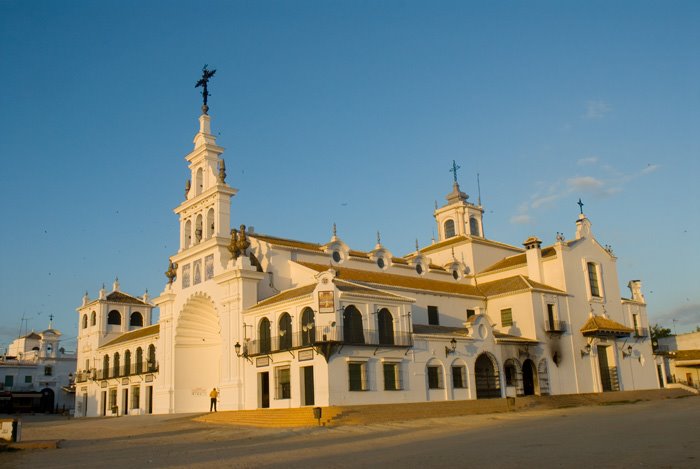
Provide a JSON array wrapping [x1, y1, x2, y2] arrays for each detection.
[[194, 389, 695, 428]]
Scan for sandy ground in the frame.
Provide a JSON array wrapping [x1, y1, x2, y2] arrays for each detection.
[[2, 396, 698, 468]]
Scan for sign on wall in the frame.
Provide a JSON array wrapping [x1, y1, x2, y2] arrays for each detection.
[[318, 291, 334, 313], [298, 350, 314, 362]]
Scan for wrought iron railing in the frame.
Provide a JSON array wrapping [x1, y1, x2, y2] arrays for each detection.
[[92, 362, 159, 380], [245, 327, 413, 356], [544, 320, 567, 333]]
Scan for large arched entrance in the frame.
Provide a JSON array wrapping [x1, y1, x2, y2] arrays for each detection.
[[40, 388, 54, 413], [475, 353, 501, 399], [174, 294, 221, 413], [522, 359, 537, 396]]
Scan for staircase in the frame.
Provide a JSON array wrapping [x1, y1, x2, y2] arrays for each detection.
[[195, 388, 695, 428]]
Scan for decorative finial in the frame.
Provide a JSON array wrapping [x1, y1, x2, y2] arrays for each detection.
[[332, 222, 337, 238], [451, 247, 456, 260], [218, 159, 226, 183], [577, 198, 584, 215], [195, 64, 217, 115], [449, 160, 461, 184], [556, 232, 565, 242], [415, 238, 420, 251], [165, 259, 178, 285], [376, 230, 381, 245], [237, 224, 251, 257], [185, 179, 191, 199], [48, 314, 54, 328]]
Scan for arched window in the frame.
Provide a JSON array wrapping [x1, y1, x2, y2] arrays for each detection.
[[130, 312, 143, 327], [469, 217, 480, 236], [343, 305, 365, 344], [91, 311, 96, 326], [300, 307, 315, 346], [135, 347, 143, 374], [206, 208, 215, 238], [148, 344, 156, 371], [196, 167, 204, 195], [124, 350, 131, 376], [259, 318, 271, 353], [444, 219, 456, 239], [195, 214, 203, 243], [426, 361, 444, 389], [279, 313, 292, 350], [377, 308, 394, 345], [82, 314, 88, 329], [107, 310, 121, 325], [184, 219, 192, 248], [113, 352, 120, 377], [103, 355, 110, 378]]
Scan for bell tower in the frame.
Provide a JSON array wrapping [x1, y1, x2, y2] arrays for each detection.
[[433, 160, 484, 241], [175, 112, 237, 252]]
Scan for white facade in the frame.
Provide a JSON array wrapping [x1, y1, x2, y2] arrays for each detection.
[[75, 109, 659, 417], [1, 324, 76, 412]]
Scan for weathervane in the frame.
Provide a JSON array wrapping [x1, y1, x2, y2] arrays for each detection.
[[449, 160, 461, 184], [577, 198, 584, 215], [195, 64, 217, 115]]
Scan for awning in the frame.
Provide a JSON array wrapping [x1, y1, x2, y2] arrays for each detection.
[[580, 315, 633, 338]]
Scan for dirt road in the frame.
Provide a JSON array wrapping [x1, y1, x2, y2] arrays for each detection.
[[2, 396, 698, 468]]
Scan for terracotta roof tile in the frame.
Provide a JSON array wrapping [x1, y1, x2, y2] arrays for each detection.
[[251, 234, 323, 252], [494, 331, 538, 344], [336, 280, 411, 301], [671, 350, 700, 361], [480, 247, 557, 274], [297, 262, 483, 298], [101, 324, 159, 348], [248, 284, 318, 310], [413, 324, 471, 337], [580, 316, 633, 336], [478, 275, 563, 296], [106, 291, 148, 305]]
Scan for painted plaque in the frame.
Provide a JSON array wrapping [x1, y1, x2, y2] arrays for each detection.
[[298, 349, 314, 362], [256, 357, 269, 367], [182, 264, 191, 288], [318, 291, 334, 313], [205, 254, 214, 280], [193, 259, 202, 285]]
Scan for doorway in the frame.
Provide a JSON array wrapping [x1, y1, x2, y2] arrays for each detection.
[[259, 372, 270, 408], [475, 353, 501, 399], [40, 388, 54, 413], [146, 386, 153, 414], [82, 392, 88, 417], [122, 388, 129, 415], [522, 359, 537, 396], [597, 345, 613, 391], [302, 366, 315, 406], [101, 390, 107, 416]]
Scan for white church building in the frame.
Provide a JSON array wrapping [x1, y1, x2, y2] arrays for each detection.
[[74, 101, 658, 417]]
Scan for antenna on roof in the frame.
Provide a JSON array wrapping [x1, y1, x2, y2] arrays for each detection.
[[477, 173, 482, 206]]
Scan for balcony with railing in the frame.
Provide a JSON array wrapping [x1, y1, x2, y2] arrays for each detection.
[[91, 361, 159, 381], [244, 327, 413, 357], [544, 319, 567, 333]]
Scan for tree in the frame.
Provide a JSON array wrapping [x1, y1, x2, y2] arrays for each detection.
[[650, 324, 673, 352]]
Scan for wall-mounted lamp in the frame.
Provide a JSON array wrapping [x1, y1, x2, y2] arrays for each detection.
[[445, 338, 457, 357], [580, 343, 592, 357], [622, 345, 633, 358], [234, 341, 252, 363]]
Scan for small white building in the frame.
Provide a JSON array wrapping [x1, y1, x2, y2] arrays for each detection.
[[1, 323, 76, 413], [657, 331, 700, 390], [75, 105, 659, 417]]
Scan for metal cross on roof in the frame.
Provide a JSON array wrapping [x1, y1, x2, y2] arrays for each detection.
[[577, 198, 584, 214], [449, 160, 461, 184], [195, 64, 217, 114]]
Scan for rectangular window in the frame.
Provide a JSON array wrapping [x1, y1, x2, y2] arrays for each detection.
[[109, 388, 118, 412], [4, 375, 13, 388], [633, 313, 639, 331], [24, 375, 32, 384], [131, 386, 140, 409], [547, 304, 556, 330], [427, 366, 442, 389], [452, 366, 467, 388], [44, 366, 53, 376], [276, 367, 291, 399], [587, 262, 601, 297], [383, 363, 401, 391], [501, 308, 513, 327], [466, 309, 476, 319], [348, 362, 368, 391], [428, 306, 440, 325]]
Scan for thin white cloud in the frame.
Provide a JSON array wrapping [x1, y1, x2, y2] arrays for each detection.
[[510, 214, 534, 225], [584, 100, 611, 119], [577, 156, 599, 166], [650, 303, 700, 331], [642, 164, 660, 174], [567, 176, 604, 191]]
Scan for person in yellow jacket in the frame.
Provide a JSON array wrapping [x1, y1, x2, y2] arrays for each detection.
[[209, 388, 219, 412]]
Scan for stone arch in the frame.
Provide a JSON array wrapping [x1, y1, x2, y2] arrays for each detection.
[[82, 314, 88, 329], [278, 313, 292, 350], [300, 307, 315, 346], [258, 317, 271, 353], [130, 312, 143, 327], [206, 208, 215, 238], [503, 357, 524, 396], [91, 311, 96, 326], [475, 352, 501, 399], [184, 219, 192, 248], [174, 294, 221, 413], [107, 310, 121, 325], [195, 167, 204, 195], [469, 216, 480, 236], [521, 358, 538, 396]]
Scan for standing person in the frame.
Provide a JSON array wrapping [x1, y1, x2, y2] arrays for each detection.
[[209, 388, 219, 412]]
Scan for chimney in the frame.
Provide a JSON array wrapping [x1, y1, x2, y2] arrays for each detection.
[[628, 280, 645, 303], [523, 236, 543, 283]]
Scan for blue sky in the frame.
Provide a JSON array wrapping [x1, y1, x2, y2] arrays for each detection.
[[1, 0, 699, 350]]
